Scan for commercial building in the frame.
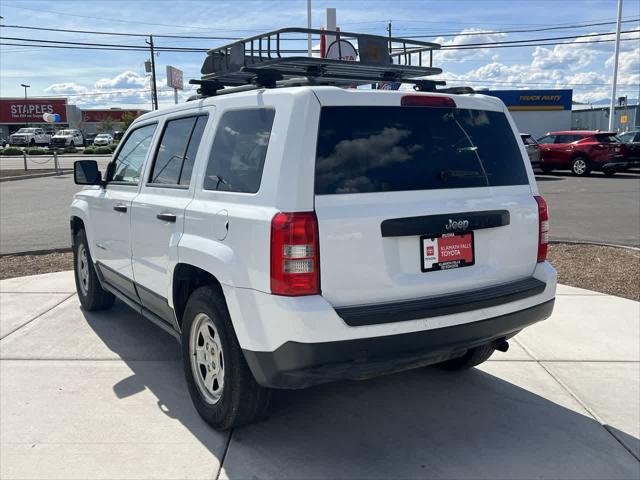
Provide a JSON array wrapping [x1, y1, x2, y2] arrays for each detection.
[[482, 89, 573, 138], [0, 97, 147, 139], [572, 104, 639, 132]]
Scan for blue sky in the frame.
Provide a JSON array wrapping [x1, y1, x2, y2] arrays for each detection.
[[1, 0, 638, 108]]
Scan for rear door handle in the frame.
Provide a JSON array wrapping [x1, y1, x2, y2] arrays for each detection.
[[113, 204, 127, 213], [156, 212, 176, 223]]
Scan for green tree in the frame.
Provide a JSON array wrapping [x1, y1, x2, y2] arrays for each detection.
[[121, 112, 138, 131], [97, 116, 116, 134]]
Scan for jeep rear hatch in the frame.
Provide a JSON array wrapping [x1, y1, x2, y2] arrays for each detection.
[[313, 95, 540, 308]]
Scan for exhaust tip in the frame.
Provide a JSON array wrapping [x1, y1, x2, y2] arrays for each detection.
[[495, 339, 510, 353]]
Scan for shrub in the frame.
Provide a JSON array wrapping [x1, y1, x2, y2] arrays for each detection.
[[63, 146, 78, 154], [83, 147, 95, 154], [2, 147, 23, 156], [27, 147, 48, 155], [95, 146, 112, 154]]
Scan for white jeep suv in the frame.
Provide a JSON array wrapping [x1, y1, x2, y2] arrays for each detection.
[[71, 87, 556, 430]]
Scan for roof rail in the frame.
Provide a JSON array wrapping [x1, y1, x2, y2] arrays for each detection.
[[191, 27, 446, 95]]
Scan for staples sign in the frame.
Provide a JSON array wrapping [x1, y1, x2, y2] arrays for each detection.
[[0, 99, 67, 123]]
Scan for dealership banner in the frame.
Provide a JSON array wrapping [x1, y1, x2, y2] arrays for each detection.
[[0, 98, 67, 123]]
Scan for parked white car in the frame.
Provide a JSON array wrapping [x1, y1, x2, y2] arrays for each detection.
[[9, 127, 50, 147], [51, 129, 83, 148], [70, 86, 557, 430], [92, 134, 113, 146]]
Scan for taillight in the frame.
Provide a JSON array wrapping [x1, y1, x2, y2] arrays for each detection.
[[270, 212, 320, 296], [401, 95, 456, 108], [534, 196, 549, 262]]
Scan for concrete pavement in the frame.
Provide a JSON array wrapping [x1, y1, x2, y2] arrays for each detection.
[[0, 271, 638, 479]]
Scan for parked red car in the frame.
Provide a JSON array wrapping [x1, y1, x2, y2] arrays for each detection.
[[536, 131, 626, 176]]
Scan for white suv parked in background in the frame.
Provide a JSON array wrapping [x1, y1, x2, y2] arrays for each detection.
[[71, 87, 556, 430]]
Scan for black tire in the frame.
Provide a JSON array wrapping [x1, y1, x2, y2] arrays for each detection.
[[570, 156, 591, 176], [73, 229, 115, 311], [70, 141, 75, 147], [181, 286, 271, 430], [603, 168, 616, 177], [437, 344, 496, 371], [29, 139, 35, 147]]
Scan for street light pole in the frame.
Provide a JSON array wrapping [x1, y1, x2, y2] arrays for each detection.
[[608, 0, 623, 132], [307, 0, 312, 57], [20, 83, 30, 128]]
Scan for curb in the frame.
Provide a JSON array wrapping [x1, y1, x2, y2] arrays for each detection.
[[0, 170, 72, 182], [550, 239, 640, 252], [0, 247, 72, 258]]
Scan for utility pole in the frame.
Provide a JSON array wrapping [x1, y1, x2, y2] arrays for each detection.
[[20, 83, 30, 128], [146, 35, 159, 110], [387, 20, 392, 53], [307, 0, 312, 57], [608, 0, 623, 132]]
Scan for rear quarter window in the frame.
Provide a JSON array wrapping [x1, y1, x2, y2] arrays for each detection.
[[315, 106, 528, 195]]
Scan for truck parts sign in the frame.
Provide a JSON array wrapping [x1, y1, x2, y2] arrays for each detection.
[[0, 99, 67, 123]]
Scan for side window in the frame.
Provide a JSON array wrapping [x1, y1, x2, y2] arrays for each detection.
[[204, 108, 275, 193], [149, 116, 207, 186], [537, 135, 554, 144], [110, 124, 157, 184], [180, 116, 208, 186], [554, 135, 579, 144]]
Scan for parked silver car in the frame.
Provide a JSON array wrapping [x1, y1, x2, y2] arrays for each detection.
[[520, 134, 541, 170]]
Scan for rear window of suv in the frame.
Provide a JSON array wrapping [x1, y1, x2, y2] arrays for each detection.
[[315, 106, 528, 195]]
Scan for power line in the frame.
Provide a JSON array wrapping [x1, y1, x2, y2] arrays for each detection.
[[2, 28, 638, 55], [2, 18, 638, 42]]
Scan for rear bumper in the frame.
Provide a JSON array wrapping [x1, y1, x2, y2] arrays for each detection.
[[243, 299, 554, 388]]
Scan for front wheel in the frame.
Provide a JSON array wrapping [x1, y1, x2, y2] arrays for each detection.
[[571, 156, 590, 176], [29, 139, 35, 147], [181, 286, 271, 430], [73, 230, 115, 311]]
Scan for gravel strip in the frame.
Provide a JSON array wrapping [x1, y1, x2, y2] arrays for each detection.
[[548, 243, 639, 301], [0, 244, 638, 300], [0, 251, 73, 280]]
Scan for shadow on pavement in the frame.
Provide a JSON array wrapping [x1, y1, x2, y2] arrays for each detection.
[[82, 301, 639, 480]]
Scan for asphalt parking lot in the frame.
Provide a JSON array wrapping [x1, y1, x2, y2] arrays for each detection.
[[1, 167, 638, 254], [537, 170, 640, 247], [0, 271, 638, 479]]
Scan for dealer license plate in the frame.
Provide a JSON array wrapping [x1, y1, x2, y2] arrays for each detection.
[[421, 232, 475, 272]]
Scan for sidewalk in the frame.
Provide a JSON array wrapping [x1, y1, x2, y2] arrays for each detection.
[[1, 271, 638, 479]]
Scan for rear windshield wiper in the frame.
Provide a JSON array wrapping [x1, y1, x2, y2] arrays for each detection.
[[439, 169, 486, 180]]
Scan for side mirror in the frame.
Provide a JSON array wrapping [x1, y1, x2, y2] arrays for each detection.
[[74, 160, 102, 186]]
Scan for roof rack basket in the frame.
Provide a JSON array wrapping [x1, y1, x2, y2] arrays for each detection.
[[192, 27, 450, 96]]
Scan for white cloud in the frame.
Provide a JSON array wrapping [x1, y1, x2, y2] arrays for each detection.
[[43, 83, 89, 95], [94, 71, 146, 90], [429, 29, 507, 63], [43, 70, 198, 108]]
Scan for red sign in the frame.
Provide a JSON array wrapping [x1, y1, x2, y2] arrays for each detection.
[[81, 109, 144, 123], [0, 99, 67, 123], [437, 234, 474, 264], [422, 233, 475, 272]]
